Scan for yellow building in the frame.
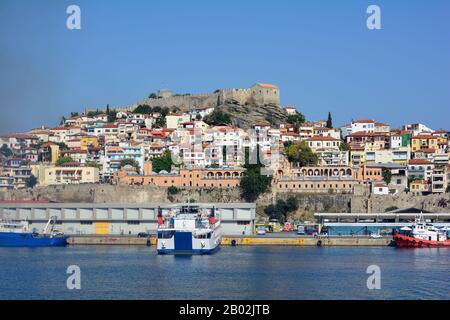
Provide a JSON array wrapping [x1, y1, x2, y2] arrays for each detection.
[[410, 180, 431, 195], [33, 163, 99, 186], [80, 136, 99, 150], [364, 147, 410, 165], [350, 148, 365, 167], [411, 135, 438, 152]]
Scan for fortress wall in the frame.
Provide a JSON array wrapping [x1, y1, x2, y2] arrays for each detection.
[[86, 83, 281, 114], [220, 88, 252, 105], [114, 93, 221, 112], [2, 185, 449, 215]]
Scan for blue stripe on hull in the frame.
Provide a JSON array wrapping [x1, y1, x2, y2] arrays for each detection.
[[0, 232, 68, 247], [158, 245, 220, 255]]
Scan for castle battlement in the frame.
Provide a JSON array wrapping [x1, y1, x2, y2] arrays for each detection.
[[86, 83, 279, 114]]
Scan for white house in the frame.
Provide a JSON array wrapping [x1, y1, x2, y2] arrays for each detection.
[[284, 106, 297, 115], [372, 183, 390, 195], [389, 134, 402, 149], [166, 113, 190, 129], [305, 136, 341, 151], [403, 123, 434, 136]]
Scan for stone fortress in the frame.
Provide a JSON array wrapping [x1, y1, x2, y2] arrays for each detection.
[[87, 83, 280, 113]]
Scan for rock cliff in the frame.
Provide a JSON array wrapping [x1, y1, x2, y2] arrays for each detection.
[[218, 102, 289, 130]]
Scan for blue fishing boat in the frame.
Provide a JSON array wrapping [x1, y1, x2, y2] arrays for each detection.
[[0, 216, 68, 247]]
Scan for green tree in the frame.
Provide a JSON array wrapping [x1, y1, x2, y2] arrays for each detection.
[[0, 144, 13, 157], [326, 112, 333, 129], [148, 93, 158, 99], [154, 116, 166, 128], [285, 141, 318, 166], [382, 168, 392, 184], [107, 105, 117, 123], [286, 113, 305, 126], [204, 109, 232, 126], [240, 146, 272, 202], [240, 169, 272, 202], [25, 174, 38, 188], [264, 197, 299, 223], [87, 110, 103, 117], [152, 150, 173, 173], [283, 141, 293, 149], [167, 186, 179, 195], [152, 106, 162, 114], [55, 156, 74, 166], [133, 104, 152, 114], [120, 158, 140, 173], [161, 107, 170, 117]]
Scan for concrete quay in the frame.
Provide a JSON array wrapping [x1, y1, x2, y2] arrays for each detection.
[[67, 234, 392, 247], [67, 235, 156, 246], [222, 235, 391, 246]]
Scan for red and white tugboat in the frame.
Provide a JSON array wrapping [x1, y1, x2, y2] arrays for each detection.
[[394, 214, 450, 248]]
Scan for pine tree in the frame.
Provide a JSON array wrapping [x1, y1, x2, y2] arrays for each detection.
[[326, 112, 333, 129]]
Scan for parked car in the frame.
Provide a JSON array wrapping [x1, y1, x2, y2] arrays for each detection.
[[137, 232, 149, 238], [257, 226, 266, 235]]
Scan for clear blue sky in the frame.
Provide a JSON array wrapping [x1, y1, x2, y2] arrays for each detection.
[[1, 0, 449, 133]]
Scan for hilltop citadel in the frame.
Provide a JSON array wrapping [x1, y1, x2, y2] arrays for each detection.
[[86, 83, 281, 114]]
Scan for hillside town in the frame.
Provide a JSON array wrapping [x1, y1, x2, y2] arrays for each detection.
[[0, 83, 449, 199]]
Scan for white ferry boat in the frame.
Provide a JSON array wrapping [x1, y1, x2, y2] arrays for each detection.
[[156, 204, 222, 254]]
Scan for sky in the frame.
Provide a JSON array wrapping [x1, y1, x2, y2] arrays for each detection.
[[0, 0, 449, 133]]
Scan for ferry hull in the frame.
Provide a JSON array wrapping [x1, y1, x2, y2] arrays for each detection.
[[157, 246, 220, 255], [394, 234, 450, 248], [0, 232, 68, 247]]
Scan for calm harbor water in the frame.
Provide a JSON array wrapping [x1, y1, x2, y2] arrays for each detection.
[[0, 246, 448, 300]]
